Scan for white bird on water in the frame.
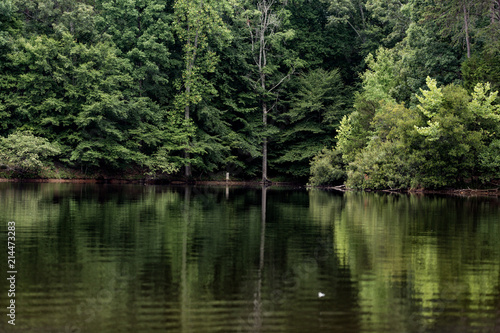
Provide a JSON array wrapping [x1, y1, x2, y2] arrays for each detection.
[[318, 292, 325, 298]]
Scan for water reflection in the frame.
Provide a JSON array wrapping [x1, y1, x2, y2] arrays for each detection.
[[250, 186, 266, 333], [332, 192, 500, 332], [0, 183, 498, 332]]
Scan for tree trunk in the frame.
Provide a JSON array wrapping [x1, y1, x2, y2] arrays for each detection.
[[183, 24, 200, 179], [463, 3, 471, 58], [185, 101, 192, 178], [259, 1, 268, 183], [492, 0, 500, 23], [491, 1, 495, 23], [252, 0, 288, 184], [184, 76, 192, 178], [262, 102, 268, 183]]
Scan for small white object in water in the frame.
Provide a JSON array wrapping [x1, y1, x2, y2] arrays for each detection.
[[318, 292, 325, 298]]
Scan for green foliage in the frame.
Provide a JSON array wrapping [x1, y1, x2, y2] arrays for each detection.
[[172, 0, 233, 112], [413, 79, 498, 187], [345, 139, 421, 189], [171, 0, 236, 176], [421, 0, 483, 58], [325, 0, 402, 61], [361, 47, 398, 103], [462, 50, 500, 94], [371, 100, 421, 141], [345, 101, 422, 189], [95, 0, 175, 104], [1, 0, 500, 183], [325, 0, 373, 49], [0, 0, 21, 33], [3, 34, 134, 169], [309, 148, 346, 186], [366, 0, 410, 45], [275, 68, 349, 178], [333, 78, 500, 189], [13, 0, 97, 42], [336, 96, 377, 164], [479, 139, 500, 179], [356, 0, 466, 107], [0, 131, 60, 176], [0, 30, 193, 174], [286, 0, 353, 72], [289, 68, 348, 124], [403, 22, 463, 86]]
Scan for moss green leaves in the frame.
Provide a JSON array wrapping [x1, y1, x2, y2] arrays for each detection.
[[0, 131, 61, 177]]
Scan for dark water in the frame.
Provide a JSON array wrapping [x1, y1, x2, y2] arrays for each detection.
[[0, 183, 499, 333]]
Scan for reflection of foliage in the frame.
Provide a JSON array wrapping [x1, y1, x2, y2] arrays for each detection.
[[332, 192, 500, 332], [3, 184, 500, 332]]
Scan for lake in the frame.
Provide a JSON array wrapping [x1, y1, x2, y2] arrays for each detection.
[[0, 183, 499, 332]]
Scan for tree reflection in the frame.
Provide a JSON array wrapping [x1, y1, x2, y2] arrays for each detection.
[[250, 185, 267, 332], [181, 186, 191, 332]]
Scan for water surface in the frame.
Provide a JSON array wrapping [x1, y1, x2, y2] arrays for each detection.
[[0, 183, 499, 332]]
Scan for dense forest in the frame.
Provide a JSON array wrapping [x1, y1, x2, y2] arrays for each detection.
[[0, 0, 499, 188]]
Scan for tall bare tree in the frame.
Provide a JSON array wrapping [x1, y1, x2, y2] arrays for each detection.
[[244, 0, 296, 183]]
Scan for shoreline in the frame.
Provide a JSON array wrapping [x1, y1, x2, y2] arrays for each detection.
[[1, 178, 498, 197], [321, 184, 500, 197], [0, 178, 300, 186]]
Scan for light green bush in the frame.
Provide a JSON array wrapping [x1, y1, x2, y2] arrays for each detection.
[[309, 148, 346, 186], [0, 131, 61, 177]]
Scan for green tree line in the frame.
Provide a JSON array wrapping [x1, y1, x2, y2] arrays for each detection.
[[0, 0, 499, 187]]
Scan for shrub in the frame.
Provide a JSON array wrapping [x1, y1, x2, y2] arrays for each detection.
[[0, 131, 61, 177], [309, 148, 346, 186]]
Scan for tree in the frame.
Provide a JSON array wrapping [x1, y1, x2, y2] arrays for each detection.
[[424, 0, 484, 59], [326, 0, 369, 42], [345, 101, 422, 189], [276, 68, 349, 178], [336, 78, 500, 189], [412, 78, 493, 186], [360, 47, 399, 103], [198, 26, 263, 178], [325, 0, 393, 58], [366, 0, 410, 45], [95, 0, 175, 105], [479, 0, 500, 51], [461, 0, 500, 93], [243, 0, 298, 182], [172, 0, 234, 177], [13, 0, 97, 42], [357, 16, 464, 107], [336, 95, 378, 164], [286, 0, 348, 70], [0, 31, 190, 173], [0, 0, 21, 33]]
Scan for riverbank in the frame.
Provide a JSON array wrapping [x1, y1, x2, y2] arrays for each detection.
[[323, 183, 500, 197], [1, 178, 499, 197], [0, 177, 300, 187], [0, 165, 300, 186]]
